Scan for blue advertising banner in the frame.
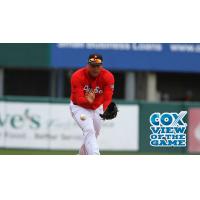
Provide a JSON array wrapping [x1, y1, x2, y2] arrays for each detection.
[[51, 43, 200, 73]]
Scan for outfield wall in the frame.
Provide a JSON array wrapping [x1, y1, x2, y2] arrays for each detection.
[[0, 96, 200, 154], [0, 97, 139, 151]]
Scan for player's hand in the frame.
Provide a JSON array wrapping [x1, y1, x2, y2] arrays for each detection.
[[85, 91, 95, 104], [99, 102, 118, 120]]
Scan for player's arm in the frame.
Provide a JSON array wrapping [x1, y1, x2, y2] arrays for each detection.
[[71, 74, 94, 106], [103, 73, 115, 111]]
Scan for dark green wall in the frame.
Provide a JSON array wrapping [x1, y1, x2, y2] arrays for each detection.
[[139, 102, 187, 154], [0, 44, 50, 67]]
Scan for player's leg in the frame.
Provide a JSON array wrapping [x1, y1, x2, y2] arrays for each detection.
[[69, 103, 89, 155], [69, 102, 100, 155], [93, 105, 104, 138], [79, 144, 87, 155]]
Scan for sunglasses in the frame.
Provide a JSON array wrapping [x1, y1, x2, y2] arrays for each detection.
[[88, 58, 103, 64]]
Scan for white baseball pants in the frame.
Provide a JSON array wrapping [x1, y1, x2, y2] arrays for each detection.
[[69, 101, 103, 155]]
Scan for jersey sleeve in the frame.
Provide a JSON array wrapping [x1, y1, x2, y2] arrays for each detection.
[[71, 74, 90, 106], [103, 72, 115, 111]]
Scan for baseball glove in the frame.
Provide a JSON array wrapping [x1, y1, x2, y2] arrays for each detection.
[[100, 102, 118, 120]]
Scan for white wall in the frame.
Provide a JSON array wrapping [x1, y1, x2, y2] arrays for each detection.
[[0, 101, 139, 151]]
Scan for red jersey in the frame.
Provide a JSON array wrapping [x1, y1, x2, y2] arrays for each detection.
[[70, 66, 114, 111]]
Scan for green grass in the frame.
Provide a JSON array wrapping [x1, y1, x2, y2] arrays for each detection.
[[0, 149, 190, 155], [0, 149, 137, 155]]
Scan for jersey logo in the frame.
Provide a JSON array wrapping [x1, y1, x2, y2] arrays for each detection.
[[84, 85, 103, 94]]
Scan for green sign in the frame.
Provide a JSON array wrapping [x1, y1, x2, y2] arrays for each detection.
[[139, 102, 187, 154], [0, 44, 50, 67]]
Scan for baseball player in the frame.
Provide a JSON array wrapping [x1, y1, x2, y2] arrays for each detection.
[[69, 54, 118, 155]]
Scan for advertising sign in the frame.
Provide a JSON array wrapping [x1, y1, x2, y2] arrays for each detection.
[[188, 108, 200, 153], [149, 111, 187, 147], [0, 101, 139, 151], [51, 43, 200, 73], [139, 102, 187, 153]]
